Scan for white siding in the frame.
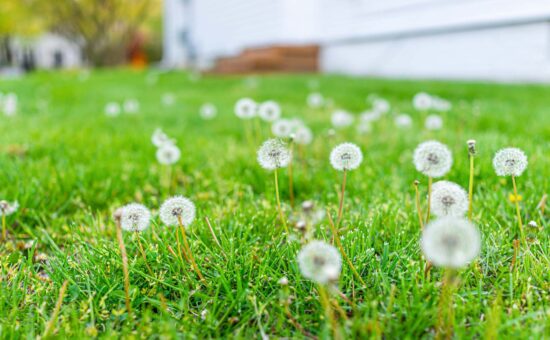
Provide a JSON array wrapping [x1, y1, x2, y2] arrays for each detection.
[[322, 22, 550, 82]]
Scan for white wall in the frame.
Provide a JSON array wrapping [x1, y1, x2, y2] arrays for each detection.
[[321, 22, 550, 82], [163, 0, 191, 67]]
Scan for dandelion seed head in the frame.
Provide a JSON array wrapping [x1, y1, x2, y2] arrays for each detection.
[[425, 114, 443, 130], [160, 195, 196, 227], [294, 125, 313, 145], [413, 92, 432, 111], [234, 98, 257, 119], [257, 139, 291, 170], [331, 110, 354, 128], [200, 103, 217, 120], [421, 217, 481, 268], [162, 93, 175, 106], [151, 128, 174, 147], [258, 101, 281, 122], [432, 97, 452, 112], [297, 241, 342, 284], [413, 140, 453, 178], [330, 143, 363, 171], [395, 114, 412, 128], [156, 143, 181, 165], [104, 102, 121, 117], [123, 99, 140, 114], [372, 98, 390, 113], [467, 140, 476, 155], [120, 203, 151, 232], [3, 93, 17, 116], [360, 110, 381, 123], [493, 147, 528, 177], [307, 92, 324, 108], [0, 200, 18, 216], [431, 181, 468, 217], [272, 119, 294, 138]]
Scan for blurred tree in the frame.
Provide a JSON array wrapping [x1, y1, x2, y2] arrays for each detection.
[[0, 0, 45, 65], [35, 0, 159, 66]]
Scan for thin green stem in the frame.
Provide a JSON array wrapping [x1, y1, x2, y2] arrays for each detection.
[[468, 155, 474, 220], [413, 181, 424, 230], [425, 176, 433, 223], [274, 168, 289, 234], [43, 280, 69, 338], [336, 169, 347, 227], [318, 285, 340, 340], [178, 217, 205, 282], [327, 209, 367, 288], [2, 214, 6, 241], [288, 141, 295, 208], [134, 232, 154, 276], [115, 223, 132, 318], [436, 269, 455, 340], [511, 176, 525, 243]]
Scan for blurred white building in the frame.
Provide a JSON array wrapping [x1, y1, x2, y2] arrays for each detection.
[[164, 0, 550, 82], [11, 33, 82, 69]]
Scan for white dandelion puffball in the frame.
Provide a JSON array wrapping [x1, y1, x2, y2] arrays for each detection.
[[200, 103, 217, 120], [425, 114, 443, 130], [331, 110, 354, 128], [120, 203, 151, 232], [3, 93, 18, 116], [0, 200, 19, 216], [297, 241, 342, 284], [123, 99, 140, 114], [432, 97, 452, 112], [330, 143, 363, 171], [160, 196, 196, 227], [258, 100, 281, 122], [413, 140, 453, 178], [395, 114, 412, 128], [360, 110, 381, 123], [151, 128, 173, 147], [272, 119, 294, 138], [234, 98, 257, 119], [372, 98, 390, 114], [493, 148, 528, 177], [421, 217, 481, 268], [104, 102, 121, 117], [413, 92, 433, 111], [162, 93, 176, 106], [430, 181, 468, 217], [156, 143, 181, 165], [307, 92, 324, 108], [357, 122, 372, 135], [257, 139, 291, 170], [294, 126, 313, 145]]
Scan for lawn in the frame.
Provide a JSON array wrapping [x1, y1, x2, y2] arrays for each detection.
[[0, 69, 548, 338]]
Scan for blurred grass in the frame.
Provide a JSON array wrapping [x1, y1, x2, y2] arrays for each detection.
[[0, 69, 548, 338]]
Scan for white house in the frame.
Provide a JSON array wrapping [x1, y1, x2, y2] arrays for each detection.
[[11, 33, 82, 69], [163, 0, 550, 82]]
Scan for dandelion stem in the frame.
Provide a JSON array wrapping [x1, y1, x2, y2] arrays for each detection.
[[318, 285, 341, 340], [425, 176, 433, 223], [327, 209, 367, 288], [115, 223, 132, 318], [204, 216, 227, 258], [1, 214, 6, 241], [178, 217, 206, 282], [413, 180, 424, 230], [43, 280, 69, 338], [436, 269, 455, 340], [468, 153, 475, 221], [288, 141, 295, 208], [511, 176, 525, 242], [336, 169, 347, 227], [134, 232, 154, 276], [274, 168, 289, 234]]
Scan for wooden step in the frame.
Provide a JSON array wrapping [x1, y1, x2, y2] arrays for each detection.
[[212, 44, 319, 74]]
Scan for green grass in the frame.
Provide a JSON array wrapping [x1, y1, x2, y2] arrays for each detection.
[[0, 69, 548, 339]]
